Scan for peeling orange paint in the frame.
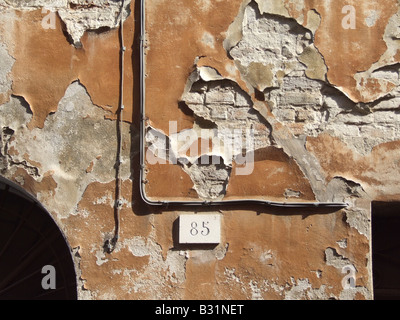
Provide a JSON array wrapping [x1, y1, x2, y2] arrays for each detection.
[[63, 179, 369, 300], [144, 155, 198, 200], [145, 0, 245, 134], [283, 0, 399, 102], [225, 147, 316, 201], [2, 0, 400, 300], [9, 4, 135, 129], [307, 134, 400, 200], [11, 167, 57, 199]]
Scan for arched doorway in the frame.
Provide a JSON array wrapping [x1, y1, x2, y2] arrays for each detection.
[[0, 176, 77, 300], [372, 201, 400, 300]]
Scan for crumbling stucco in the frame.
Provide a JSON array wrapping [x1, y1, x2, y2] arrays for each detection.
[[1, 0, 131, 47], [0, 0, 399, 301], [229, 2, 315, 91], [182, 75, 272, 151], [0, 81, 132, 220], [0, 1, 135, 129]]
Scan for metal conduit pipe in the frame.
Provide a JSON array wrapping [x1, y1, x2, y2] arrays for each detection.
[[105, 0, 126, 253], [138, 0, 347, 210]]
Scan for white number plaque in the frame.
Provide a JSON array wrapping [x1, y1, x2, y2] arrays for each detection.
[[179, 214, 221, 244]]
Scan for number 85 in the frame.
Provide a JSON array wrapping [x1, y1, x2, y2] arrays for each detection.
[[190, 221, 210, 236]]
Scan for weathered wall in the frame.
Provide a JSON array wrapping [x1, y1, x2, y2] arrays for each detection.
[[0, 0, 399, 300]]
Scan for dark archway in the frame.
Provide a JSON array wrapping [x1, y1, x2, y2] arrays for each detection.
[[0, 176, 77, 300], [372, 201, 400, 300]]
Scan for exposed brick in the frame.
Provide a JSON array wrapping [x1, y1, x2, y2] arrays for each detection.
[[282, 76, 322, 91], [210, 105, 228, 120], [280, 92, 321, 106], [231, 108, 249, 120], [274, 109, 296, 122], [205, 91, 235, 105], [235, 91, 252, 107], [183, 92, 204, 104], [295, 109, 316, 122]]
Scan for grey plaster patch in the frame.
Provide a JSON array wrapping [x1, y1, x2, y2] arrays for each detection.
[[181, 156, 232, 200], [0, 81, 132, 219], [229, 2, 312, 91], [119, 236, 187, 299], [0, 41, 14, 102], [344, 208, 371, 237]]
